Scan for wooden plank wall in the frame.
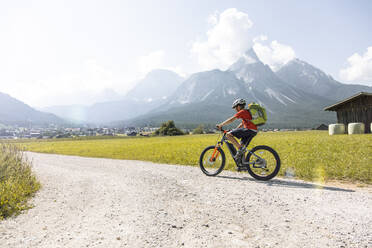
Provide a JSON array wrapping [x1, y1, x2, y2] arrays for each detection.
[[336, 95, 372, 133]]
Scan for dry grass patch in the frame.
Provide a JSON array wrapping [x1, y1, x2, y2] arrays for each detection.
[[0, 144, 40, 220]]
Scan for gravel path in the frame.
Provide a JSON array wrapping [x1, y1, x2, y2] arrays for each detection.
[[0, 152, 371, 248]]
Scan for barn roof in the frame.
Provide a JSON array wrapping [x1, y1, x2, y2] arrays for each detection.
[[324, 92, 372, 111]]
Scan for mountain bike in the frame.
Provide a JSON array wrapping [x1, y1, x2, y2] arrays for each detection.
[[199, 128, 280, 180]]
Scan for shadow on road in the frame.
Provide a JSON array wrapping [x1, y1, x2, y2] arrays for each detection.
[[216, 175, 355, 192]]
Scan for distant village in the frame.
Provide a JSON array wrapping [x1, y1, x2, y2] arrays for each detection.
[[0, 124, 319, 140], [0, 126, 160, 140]]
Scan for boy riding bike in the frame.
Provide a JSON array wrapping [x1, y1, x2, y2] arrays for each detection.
[[216, 98, 257, 162], [200, 99, 280, 179]]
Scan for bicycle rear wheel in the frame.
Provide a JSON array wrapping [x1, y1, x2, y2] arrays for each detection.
[[199, 146, 226, 176], [245, 145, 280, 181]]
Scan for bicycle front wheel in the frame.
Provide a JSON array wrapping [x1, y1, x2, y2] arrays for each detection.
[[245, 145, 280, 181], [199, 146, 226, 176]]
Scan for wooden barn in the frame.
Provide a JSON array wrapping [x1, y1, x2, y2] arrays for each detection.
[[324, 92, 372, 133]]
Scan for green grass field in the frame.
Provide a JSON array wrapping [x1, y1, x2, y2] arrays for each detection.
[[14, 131, 372, 184]]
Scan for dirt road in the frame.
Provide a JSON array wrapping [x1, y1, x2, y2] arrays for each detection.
[[0, 153, 371, 248]]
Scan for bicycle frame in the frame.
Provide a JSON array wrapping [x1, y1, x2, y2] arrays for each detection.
[[212, 129, 265, 166]]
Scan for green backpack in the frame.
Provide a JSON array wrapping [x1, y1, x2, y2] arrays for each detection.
[[248, 102, 267, 126]]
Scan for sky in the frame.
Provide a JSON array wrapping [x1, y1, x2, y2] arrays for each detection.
[[0, 0, 371, 107]]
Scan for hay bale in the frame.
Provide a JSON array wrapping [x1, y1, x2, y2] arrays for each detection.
[[348, 123, 365, 134], [328, 124, 345, 135]]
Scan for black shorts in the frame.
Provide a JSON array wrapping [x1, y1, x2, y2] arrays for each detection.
[[230, 128, 257, 145]]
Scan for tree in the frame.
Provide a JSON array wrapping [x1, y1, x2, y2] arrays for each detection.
[[192, 124, 204, 134], [154, 120, 184, 136]]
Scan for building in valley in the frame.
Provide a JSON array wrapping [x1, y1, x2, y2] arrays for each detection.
[[324, 92, 372, 133]]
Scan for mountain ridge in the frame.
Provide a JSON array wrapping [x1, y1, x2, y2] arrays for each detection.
[[126, 49, 339, 128], [41, 69, 184, 124], [276, 58, 372, 101], [0, 92, 64, 126], [4, 49, 372, 128]]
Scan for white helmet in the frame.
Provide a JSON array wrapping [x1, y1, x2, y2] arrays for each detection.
[[232, 98, 246, 109]]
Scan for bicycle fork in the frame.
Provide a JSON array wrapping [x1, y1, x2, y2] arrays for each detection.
[[209, 143, 222, 162]]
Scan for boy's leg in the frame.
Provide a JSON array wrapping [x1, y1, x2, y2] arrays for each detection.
[[229, 128, 257, 162], [228, 128, 250, 150], [240, 130, 257, 146], [226, 132, 242, 150]]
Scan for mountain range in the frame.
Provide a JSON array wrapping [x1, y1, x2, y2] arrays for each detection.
[[276, 58, 372, 101], [126, 49, 372, 128], [0, 92, 63, 126], [41, 69, 184, 124], [1, 48, 371, 128]]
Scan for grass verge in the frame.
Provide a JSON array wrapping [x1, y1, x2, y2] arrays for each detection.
[[0, 144, 40, 220]]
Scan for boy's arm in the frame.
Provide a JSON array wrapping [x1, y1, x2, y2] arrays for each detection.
[[217, 116, 237, 129], [237, 123, 243, 128]]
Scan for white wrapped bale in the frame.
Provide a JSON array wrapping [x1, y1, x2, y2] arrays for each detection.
[[348, 123, 365, 134], [329, 124, 345, 135]]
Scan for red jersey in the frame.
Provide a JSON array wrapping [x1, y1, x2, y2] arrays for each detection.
[[234, 109, 257, 131]]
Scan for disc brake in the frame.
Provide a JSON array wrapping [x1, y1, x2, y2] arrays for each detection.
[[253, 158, 267, 169]]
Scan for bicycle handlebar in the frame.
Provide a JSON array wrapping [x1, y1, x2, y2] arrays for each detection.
[[215, 126, 230, 133]]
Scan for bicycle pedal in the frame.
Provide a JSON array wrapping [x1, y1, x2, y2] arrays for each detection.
[[237, 166, 248, 172]]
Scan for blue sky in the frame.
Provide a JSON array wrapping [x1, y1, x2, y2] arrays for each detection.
[[0, 0, 371, 107]]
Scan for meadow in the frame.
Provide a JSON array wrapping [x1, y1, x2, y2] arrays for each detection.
[[15, 131, 372, 184]]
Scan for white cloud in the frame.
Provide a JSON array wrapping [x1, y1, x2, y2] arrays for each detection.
[[191, 8, 295, 72], [253, 35, 268, 43], [339, 47, 372, 84], [253, 40, 296, 71], [191, 8, 254, 71], [207, 11, 219, 26]]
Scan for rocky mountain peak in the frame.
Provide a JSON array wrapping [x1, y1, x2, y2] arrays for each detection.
[[276, 58, 340, 97], [228, 48, 287, 95], [285, 58, 330, 78], [228, 48, 261, 72], [126, 69, 184, 101], [166, 69, 248, 106]]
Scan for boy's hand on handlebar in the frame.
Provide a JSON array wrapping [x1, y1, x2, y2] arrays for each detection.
[[216, 124, 222, 130]]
